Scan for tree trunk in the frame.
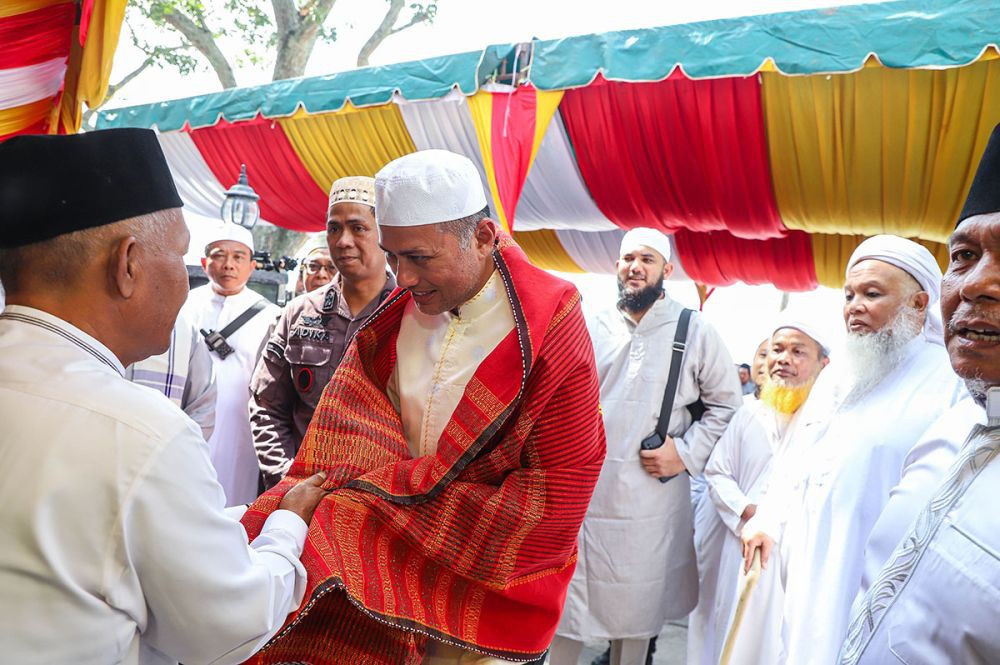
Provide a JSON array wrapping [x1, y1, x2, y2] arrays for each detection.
[[252, 223, 315, 261]]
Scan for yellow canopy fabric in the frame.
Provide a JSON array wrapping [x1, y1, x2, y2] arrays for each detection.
[[764, 58, 1000, 244], [57, 0, 128, 133], [810, 233, 949, 289], [513, 230, 584, 273], [278, 104, 417, 192], [0, 0, 70, 19], [0, 98, 52, 136]]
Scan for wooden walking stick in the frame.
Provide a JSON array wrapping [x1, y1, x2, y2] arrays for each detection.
[[720, 548, 762, 665]]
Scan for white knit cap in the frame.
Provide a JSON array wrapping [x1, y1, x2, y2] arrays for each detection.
[[375, 150, 488, 227], [203, 222, 254, 254], [772, 313, 832, 356], [846, 235, 944, 345], [619, 227, 672, 263]]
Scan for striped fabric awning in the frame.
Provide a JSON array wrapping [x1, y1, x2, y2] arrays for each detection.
[[96, 0, 1000, 289]]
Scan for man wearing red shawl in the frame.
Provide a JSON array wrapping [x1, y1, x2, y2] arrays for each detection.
[[240, 149, 606, 664]]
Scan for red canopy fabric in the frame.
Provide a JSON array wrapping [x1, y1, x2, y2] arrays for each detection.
[[189, 118, 328, 232], [560, 73, 786, 240], [673, 228, 818, 291], [0, 3, 75, 70]]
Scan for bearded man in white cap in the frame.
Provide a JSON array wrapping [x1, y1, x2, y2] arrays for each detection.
[[740, 234, 966, 665], [236, 149, 605, 665], [839, 123, 1000, 665], [250, 176, 394, 490], [551, 228, 742, 665], [690, 318, 830, 665], [183, 223, 279, 506]]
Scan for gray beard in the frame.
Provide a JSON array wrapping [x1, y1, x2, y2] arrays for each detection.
[[842, 306, 921, 407]]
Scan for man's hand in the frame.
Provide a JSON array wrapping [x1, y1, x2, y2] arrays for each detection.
[[278, 472, 329, 525], [639, 436, 686, 479], [741, 530, 774, 573], [740, 504, 757, 524]]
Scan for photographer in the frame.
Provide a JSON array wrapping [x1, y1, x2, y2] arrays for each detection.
[[183, 223, 280, 506]]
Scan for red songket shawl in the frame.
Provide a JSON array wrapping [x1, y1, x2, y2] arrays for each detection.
[[241, 234, 606, 663]]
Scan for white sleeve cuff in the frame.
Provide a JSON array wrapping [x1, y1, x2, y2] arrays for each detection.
[[261, 509, 309, 551]]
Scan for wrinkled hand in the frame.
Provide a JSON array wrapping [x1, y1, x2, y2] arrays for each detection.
[[741, 530, 774, 574], [278, 472, 329, 525], [639, 436, 686, 479]]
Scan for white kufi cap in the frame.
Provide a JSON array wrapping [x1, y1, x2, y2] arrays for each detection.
[[846, 235, 944, 345], [204, 222, 254, 254], [619, 227, 672, 263], [375, 150, 488, 227], [772, 311, 832, 357]]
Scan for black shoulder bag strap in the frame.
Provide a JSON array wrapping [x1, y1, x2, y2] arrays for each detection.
[[200, 300, 268, 359], [640, 308, 694, 484]]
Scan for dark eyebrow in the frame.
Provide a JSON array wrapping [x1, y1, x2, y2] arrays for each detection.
[[948, 229, 974, 247]]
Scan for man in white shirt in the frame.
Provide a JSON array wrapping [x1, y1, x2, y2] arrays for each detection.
[[0, 129, 328, 664], [740, 235, 966, 664], [184, 224, 280, 506], [690, 318, 829, 665], [839, 123, 1000, 665]]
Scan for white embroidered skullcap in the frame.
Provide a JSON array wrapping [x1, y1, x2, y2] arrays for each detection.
[[846, 235, 944, 345], [375, 150, 488, 227], [772, 312, 832, 356], [203, 222, 254, 254], [619, 227, 672, 263], [328, 175, 375, 209]]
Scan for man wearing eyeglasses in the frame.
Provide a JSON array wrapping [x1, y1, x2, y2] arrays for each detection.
[[251, 176, 395, 490], [295, 246, 337, 296]]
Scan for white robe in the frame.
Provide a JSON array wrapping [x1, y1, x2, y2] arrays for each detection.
[[840, 415, 1000, 665], [183, 285, 279, 506], [0, 305, 307, 665], [857, 395, 984, 600], [742, 335, 965, 665], [689, 400, 805, 665], [557, 296, 743, 642]]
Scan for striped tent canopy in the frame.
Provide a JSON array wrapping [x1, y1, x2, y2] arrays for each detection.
[[97, 0, 1000, 290], [1, 0, 128, 139]]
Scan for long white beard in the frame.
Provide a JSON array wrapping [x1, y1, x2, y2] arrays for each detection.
[[842, 306, 921, 407]]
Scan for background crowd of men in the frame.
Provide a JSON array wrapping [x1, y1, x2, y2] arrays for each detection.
[[0, 124, 997, 665]]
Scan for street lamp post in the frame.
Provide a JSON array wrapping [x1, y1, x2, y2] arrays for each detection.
[[220, 164, 260, 229]]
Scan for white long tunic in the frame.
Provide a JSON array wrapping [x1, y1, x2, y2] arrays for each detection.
[[689, 400, 805, 665], [184, 284, 279, 506], [746, 335, 965, 665], [840, 417, 1000, 665], [857, 395, 985, 599], [557, 296, 742, 641], [0, 306, 307, 665]]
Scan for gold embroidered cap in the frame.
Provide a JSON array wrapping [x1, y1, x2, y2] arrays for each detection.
[[328, 176, 375, 209]]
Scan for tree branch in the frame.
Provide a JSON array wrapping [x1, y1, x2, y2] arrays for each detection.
[[271, 0, 337, 80], [356, 0, 404, 67], [271, 0, 298, 36], [161, 9, 238, 88]]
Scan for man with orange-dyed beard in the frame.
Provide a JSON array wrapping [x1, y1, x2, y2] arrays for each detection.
[[689, 318, 829, 665]]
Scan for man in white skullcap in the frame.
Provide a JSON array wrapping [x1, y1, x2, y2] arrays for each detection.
[[183, 222, 280, 506], [691, 316, 830, 665], [838, 121, 1000, 665], [740, 234, 966, 665], [552, 228, 742, 665], [236, 149, 605, 665], [250, 176, 394, 490]]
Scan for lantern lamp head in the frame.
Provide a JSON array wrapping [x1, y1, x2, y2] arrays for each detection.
[[220, 164, 260, 229]]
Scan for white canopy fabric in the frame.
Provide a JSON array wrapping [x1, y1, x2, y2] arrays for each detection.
[[556, 228, 691, 281], [0, 58, 66, 109], [516, 114, 618, 232], [157, 131, 228, 221]]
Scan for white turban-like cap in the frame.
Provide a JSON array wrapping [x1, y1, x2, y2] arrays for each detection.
[[203, 222, 254, 254], [772, 311, 832, 357], [846, 234, 944, 345], [375, 150, 488, 227], [619, 227, 672, 263], [328, 175, 375, 209]]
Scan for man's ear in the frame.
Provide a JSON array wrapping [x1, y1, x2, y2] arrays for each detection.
[[200, 256, 208, 272], [475, 219, 498, 254], [910, 290, 930, 312], [110, 235, 139, 299], [662, 262, 675, 281]]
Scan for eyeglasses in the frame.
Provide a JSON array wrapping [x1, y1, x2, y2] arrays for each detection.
[[304, 261, 335, 275]]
